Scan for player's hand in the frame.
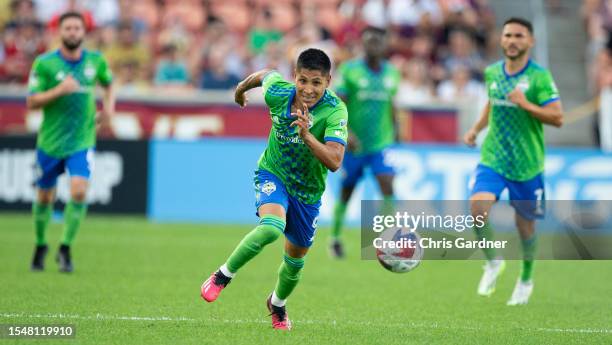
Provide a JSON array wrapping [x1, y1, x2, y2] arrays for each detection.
[[291, 103, 313, 140], [95, 110, 113, 132], [58, 75, 80, 95], [234, 84, 248, 108], [507, 88, 528, 108], [463, 128, 478, 147]]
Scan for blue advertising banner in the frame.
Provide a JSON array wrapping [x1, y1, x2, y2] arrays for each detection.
[[148, 139, 612, 225]]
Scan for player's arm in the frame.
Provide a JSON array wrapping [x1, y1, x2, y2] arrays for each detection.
[[96, 83, 116, 130], [26, 76, 79, 110], [393, 105, 406, 142], [292, 106, 345, 172], [508, 89, 564, 128], [336, 93, 360, 152], [234, 69, 273, 107], [464, 101, 490, 147]]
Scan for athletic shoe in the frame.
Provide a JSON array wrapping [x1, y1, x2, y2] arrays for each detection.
[[507, 279, 534, 306], [477, 258, 505, 296], [31, 244, 48, 271], [266, 294, 291, 330], [56, 244, 73, 273], [201, 271, 231, 302], [329, 239, 345, 259]]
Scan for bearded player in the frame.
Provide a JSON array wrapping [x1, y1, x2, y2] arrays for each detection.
[[200, 48, 348, 330], [464, 17, 563, 305], [27, 11, 115, 273]]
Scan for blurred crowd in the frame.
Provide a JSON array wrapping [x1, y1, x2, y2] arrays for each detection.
[[582, 0, 612, 95], [0, 0, 499, 106]]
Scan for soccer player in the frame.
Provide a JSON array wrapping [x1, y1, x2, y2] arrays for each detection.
[[464, 17, 563, 305], [27, 11, 115, 273], [200, 49, 348, 330], [329, 27, 401, 258]]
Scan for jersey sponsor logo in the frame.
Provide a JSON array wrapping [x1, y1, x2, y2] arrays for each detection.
[[358, 78, 369, 87], [490, 98, 518, 108], [275, 131, 304, 144], [356, 90, 389, 101], [261, 181, 276, 196]]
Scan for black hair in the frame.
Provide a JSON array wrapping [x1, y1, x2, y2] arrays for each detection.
[[59, 11, 85, 26], [296, 48, 331, 75], [503, 17, 533, 34]]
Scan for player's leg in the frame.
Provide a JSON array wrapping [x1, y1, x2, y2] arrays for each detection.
[[58, 149, 93, 272], [330, 151, 364, 258], [268, 196, 319, 330], [202, 170, 288, 302], [469, 164, 506, 296], [370, 149, 396, 214], [31, 149, 64, 271], [507, 174, 544, 306]]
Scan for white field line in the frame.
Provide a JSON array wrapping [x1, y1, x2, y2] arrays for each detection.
[[1, 312, 611, 335]]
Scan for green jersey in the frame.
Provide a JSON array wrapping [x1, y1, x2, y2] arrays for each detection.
[[28, 49, 113, 158], [258, 71, 348, 204], [481, 60, 560, 181], [334, 59, 400, 154]]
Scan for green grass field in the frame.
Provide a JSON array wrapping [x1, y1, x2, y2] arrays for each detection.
[[1, 212, 611, 344]]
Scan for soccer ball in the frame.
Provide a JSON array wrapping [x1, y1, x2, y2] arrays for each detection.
[[376, 228, 423, 273]]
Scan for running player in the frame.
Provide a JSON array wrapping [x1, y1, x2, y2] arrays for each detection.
[[464, 17, 563, 305], [27, 11, 115, 273], [201, 48, 348, 330]]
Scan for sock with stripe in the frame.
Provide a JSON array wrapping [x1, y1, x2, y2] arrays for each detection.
[[61, 201, 87, 246], [224, 215, 285, 274], [273, 254, 305, 304], [331, 200, 347, 239], [382, 194, 395, 216], [474, 221, 497, 261], [33, 202, 52, 246], [520, 235, 537, 282]]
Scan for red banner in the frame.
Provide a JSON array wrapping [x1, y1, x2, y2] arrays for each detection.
[[0, 96, 457, 142]]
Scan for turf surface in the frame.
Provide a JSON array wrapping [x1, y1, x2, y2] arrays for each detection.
[[1, 213, 611, 344]]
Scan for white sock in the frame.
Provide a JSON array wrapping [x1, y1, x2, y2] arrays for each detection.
[[219, 264, 235, 278], [271, 291, 286, 307]]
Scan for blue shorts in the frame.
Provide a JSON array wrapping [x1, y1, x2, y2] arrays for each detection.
[[341, 149, 395, 188], [36, 148, 94, 189], [470, 164, 545, 220], [254, 169, 321, 248]]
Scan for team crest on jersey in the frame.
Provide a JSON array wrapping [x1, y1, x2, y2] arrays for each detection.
[[383, 77, 395, 89], [490, 82, 498, 91], [261, 181, 276, 196], [55, 71, 66, 81], [84, 65, 96, 80], [517, 76, 530, 92], [272, 116, 280, 124], [358, 78, 368, 87]]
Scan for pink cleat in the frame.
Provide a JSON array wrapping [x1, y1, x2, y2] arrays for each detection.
[[266, 295, 292, 331], [201, 271, 231, 302]]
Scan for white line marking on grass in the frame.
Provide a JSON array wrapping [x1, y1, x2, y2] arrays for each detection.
[[2, 313, 611, 335], [0, 312, 196, 322]]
